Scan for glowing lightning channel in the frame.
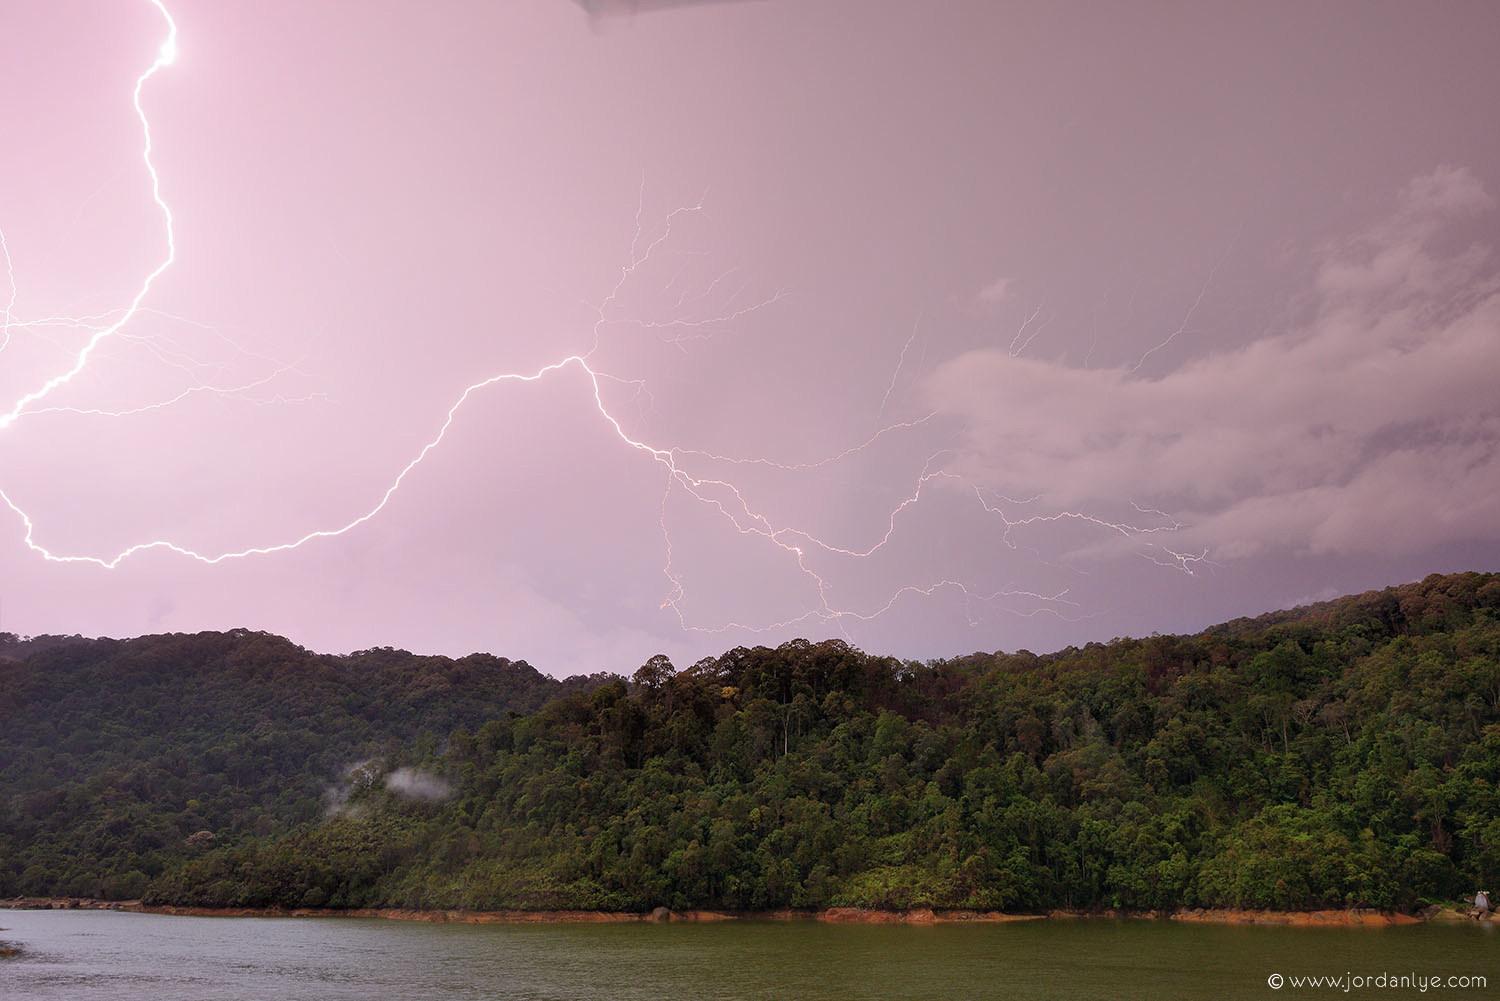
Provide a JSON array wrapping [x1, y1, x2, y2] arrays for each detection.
[[3, 355, 591, 568], [878, 319, 920, 416], [0, 0, 178, 432], [670, 413, 937, 471], [2, 0, 1202, 647], [18, 367, 318, 422], [1129, 228, 1239, 374], [1007, 303, 1049, 357], [0, 228, 18, 354]]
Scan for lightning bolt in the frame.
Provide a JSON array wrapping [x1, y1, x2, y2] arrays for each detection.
[[3, 0, 1203, 650], [1129, 228, 1240, 374], [0, 0, 178, 433], [1007, 303, 1049, 357], [878, 319, 920, 415], [0, 228, 18, 355]]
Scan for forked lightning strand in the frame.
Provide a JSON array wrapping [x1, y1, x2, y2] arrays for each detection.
[[1, 1, 1202, 642], [0, 0, 178, 433]]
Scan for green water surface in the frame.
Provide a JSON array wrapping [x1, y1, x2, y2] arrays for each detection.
[[1, 909, 1495, 1000]]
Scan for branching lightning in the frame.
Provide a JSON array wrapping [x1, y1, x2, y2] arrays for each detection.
[[0, 229, 18, 355], [1129, 228, 1239, 374], [1007, 303, 1049, 357], [2, 0, 1205, 650], [0, 0, 178, 434]]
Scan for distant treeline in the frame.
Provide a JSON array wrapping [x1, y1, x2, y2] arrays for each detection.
[[4, 571, 1499, 913]]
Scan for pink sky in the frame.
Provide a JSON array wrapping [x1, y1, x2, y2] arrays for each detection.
[[2, 0, 1498, 675]]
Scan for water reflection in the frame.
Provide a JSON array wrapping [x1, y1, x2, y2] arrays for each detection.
[[1, 910, 1496, 1001]]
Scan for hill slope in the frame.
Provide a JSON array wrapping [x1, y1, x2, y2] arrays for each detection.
[[0, 629, 593, 899], [4, 571, 1499, 912]]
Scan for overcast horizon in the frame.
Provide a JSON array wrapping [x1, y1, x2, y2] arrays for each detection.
[[3, 0, 1497, 676]]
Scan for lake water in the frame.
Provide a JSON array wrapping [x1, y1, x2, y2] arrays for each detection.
[[2, 909, 1496, 1000]]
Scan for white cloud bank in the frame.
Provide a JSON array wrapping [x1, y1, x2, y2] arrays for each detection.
[[926, 166, 1500, 563]]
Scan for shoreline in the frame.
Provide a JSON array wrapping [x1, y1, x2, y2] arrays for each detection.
[[0, 897, 1479, 926]]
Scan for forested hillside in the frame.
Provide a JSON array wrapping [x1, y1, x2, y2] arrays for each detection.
[[0, 630, 591, 900], [5, 572, 1500, 914]]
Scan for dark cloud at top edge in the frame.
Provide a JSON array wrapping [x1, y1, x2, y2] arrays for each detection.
[[574, 0, 766, 16]]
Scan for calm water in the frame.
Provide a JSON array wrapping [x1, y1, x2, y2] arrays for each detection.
[[2, 909, 1497, 1000]]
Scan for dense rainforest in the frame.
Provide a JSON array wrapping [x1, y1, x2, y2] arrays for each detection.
[[3, 571, 1499, 914], [0, 631, 595, 900]]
